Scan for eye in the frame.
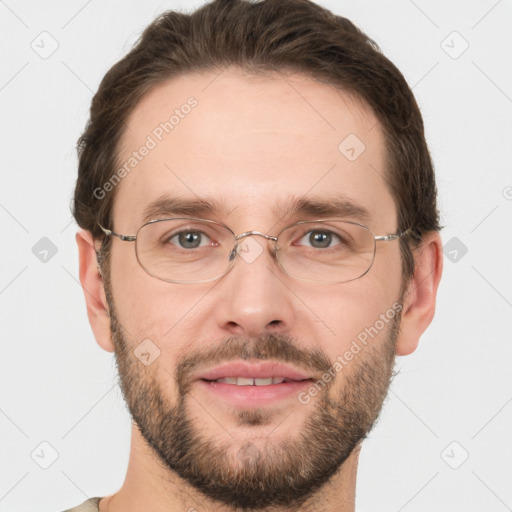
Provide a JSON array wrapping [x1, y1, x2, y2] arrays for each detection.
[[168, 230, 212, 249], [297, 230, 343, 249]]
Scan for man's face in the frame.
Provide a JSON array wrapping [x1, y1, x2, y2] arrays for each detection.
[[104, 68, 404, 509]]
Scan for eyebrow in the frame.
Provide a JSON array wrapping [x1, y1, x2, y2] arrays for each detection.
[[141, 196, 235, 224], [141, 194, 372, 225], [274, 195, 372, 224]]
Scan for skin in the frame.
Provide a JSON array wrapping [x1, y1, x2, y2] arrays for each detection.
[[77, 68, 443, 511]]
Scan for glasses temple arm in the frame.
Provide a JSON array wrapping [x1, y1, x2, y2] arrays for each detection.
[[375, 227, 421, 242], [98, 223, 136, 242]]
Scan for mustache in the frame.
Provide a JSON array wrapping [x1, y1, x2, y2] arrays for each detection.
[[175, 332, 333, 392]]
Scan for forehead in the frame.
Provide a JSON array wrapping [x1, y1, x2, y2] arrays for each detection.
[[113, 67, 396, 232]]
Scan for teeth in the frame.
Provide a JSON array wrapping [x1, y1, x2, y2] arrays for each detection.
[[237, 377, 254, 386], [216, 377, 237, 384], [254, 378, 273, 386], [213, 377, 289, 386]]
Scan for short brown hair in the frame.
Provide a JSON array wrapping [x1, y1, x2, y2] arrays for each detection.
[[73, 0, 441, 285]]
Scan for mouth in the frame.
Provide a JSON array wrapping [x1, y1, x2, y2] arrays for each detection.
[[201, 376, 309, 386], [193, 361, 315, 407]]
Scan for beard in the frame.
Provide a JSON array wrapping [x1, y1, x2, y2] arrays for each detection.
[[105, 282, 400, 511]]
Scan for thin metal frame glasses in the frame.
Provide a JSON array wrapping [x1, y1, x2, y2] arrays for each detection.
[[98, 217, 414, 285]]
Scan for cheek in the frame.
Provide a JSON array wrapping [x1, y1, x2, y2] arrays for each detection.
[[304, 272, 401, 359], [109, 245, 212, 343], [372, 239, 404, 293]]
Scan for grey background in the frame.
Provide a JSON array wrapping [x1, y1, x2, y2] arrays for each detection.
[[1, 0, 511, 510]]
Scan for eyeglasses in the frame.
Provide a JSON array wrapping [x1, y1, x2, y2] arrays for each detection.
[[98, 217, 414, 284]]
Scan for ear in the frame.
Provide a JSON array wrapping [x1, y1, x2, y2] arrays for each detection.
[[395, 231, 443, 356], [76, 230, 114, 353]]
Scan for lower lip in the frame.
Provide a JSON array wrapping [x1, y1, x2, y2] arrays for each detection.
[[196, 379, 313, 407]]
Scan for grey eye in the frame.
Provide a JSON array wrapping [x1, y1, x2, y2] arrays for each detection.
[[171, 231, 208, 249], [298, 230, 341, 248]]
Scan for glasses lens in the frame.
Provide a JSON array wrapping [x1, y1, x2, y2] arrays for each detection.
[[135, 219, 234, 283], [277, 220, 376, 283]]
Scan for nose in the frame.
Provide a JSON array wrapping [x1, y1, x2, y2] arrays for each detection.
[[213, 232, 296, 337]]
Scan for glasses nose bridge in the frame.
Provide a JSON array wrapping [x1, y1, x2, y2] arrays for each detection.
[[234, 230, 278, 243], [229, 230, 279, 262]]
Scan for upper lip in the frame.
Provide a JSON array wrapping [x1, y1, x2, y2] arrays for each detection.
[[194, 361, 313, 381]]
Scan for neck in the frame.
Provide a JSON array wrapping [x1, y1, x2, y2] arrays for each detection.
[[99, 426, 361, 512]]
